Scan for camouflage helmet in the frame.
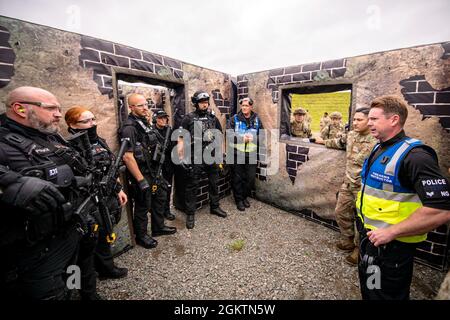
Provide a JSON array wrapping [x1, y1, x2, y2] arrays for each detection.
[[293, 108, 307, 115], [330, 111, 342, 119]]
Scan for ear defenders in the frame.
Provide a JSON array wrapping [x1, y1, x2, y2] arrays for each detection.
[[239, 97, 254, 106]]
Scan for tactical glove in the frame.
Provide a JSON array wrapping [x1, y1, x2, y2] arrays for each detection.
[[1, 176, 66, 216], [137, 178, 150, 192]]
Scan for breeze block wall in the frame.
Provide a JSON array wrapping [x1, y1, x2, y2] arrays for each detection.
[[238, 43, 450, 270], [0, 16, 232, 251]]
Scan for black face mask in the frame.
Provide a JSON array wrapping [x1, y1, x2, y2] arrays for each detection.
[[196, 106, 208, 116], [69, 125, 98, 142]]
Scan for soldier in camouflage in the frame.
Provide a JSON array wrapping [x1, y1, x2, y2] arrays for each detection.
[[320, 111, 345, 140], [314, 107, 377, 265], [290, 108, 312, 138]]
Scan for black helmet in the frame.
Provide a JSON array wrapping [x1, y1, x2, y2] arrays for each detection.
[[152, 109, 169, 124], [155, 110, 168, 118], [191, 90, 210, 105]]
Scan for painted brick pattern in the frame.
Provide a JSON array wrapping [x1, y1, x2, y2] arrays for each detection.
[[248, 59, 347, 104], [400, 75, 450, 132], [195, 171, 232, 209], [211, 89, 231, 115], [415, 224, 450, 270], [0, 26, 15, 88], [285, 144, 309, 184], [236, 74, 249, 102], [79, 36, 184, 98]]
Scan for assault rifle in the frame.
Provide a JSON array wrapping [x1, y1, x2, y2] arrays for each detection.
[[151, 126, 171, 194], [70, 132, 129, 244]]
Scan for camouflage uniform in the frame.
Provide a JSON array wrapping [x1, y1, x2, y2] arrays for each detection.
[[319, 115, 331, 130], [320, 122, 345, 140], [291, 120, 312, 138], [325, 131, 377, 241]]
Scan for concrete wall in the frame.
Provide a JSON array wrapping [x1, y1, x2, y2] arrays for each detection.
[[237, 42, 450, 269]]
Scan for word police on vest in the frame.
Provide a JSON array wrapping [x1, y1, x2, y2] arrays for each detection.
[[421, 179, 447, 186]]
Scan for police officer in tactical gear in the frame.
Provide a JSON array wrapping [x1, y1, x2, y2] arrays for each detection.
[[65, 106, 128, 284], [177, 90, 228, 229], [0, 87, 88, 300], [151, 110, 176, 221], [120, 94, 176, 248]]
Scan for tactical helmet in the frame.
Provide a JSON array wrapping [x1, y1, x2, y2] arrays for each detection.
[[191, 90, 210, 105], [330, 111, 342, 119], [155, 110, 168, 118], [293, 108, 307, 115], [152, 109, 169, 124]]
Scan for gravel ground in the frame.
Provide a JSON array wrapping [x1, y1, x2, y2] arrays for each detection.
[[97, 196, 446, 300]]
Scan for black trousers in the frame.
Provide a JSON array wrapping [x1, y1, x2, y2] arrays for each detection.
[[94, 196, 121, 273], [358, 230, 417, 300], [77, 228, 98, 299], [231, 153, 257, 203], [185, 164, 220, 215], [1, 227, 81, 300], [94, 228, 115, 274], [130, 173, 167, 236]]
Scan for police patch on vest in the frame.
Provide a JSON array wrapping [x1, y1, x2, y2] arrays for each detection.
[[421, 178, 450, 198], [34, 147, 51, 154], [370, 172, 393, 184]]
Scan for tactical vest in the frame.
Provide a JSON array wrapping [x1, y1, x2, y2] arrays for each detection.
[[356, 137, 430, 243], [121, 115, 155, 173], [231, 114, 260, 153], [0, 127, 89, 245], [91, 138, 114, 176], [189, 111, 217, 148]]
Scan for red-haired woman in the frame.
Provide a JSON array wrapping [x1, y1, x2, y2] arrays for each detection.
[[65, 106, 128, 299]]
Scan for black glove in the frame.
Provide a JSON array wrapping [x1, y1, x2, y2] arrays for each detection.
[[137, 178, 150, 192], [309, 138, 316, 143], [1, 176, 66, 216]]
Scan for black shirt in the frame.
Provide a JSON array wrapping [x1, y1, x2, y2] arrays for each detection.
[[368, 130, 450, 210]]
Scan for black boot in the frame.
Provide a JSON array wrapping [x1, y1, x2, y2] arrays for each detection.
[[210, 206, 227, 218], [243, 198, 250, 208], [152, 226, 177, 237], [135, 234, 158, 249], [98, 266, 128, 280], [236, 201, 245, 211], [164, 211, 176, 221], [186, 215, 195, 229], [80, 292, 104, 300]]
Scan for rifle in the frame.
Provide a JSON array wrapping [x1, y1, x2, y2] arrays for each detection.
[[68, 132, 129, 244], [96, 137, 130, 243], [151, 126, 171, 194]]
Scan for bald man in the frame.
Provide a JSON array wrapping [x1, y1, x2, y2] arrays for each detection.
[[0, 86, 89, 299], [120, 93, 176, 249]]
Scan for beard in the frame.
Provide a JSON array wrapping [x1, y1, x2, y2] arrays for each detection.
[[28, 108, 60, 134]]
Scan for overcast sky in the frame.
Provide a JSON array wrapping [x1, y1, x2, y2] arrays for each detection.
[[1, 0, 449, 75]]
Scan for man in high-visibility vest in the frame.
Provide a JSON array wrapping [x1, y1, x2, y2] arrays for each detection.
[[356, 95, 450, 300], [227, 97, 263, 211]]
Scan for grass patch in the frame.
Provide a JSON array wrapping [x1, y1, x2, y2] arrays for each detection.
[[228, 239, 245, 252]]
